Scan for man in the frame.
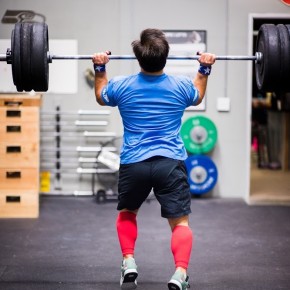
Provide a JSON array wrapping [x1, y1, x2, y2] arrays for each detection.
[[92, 28, 215, 290]]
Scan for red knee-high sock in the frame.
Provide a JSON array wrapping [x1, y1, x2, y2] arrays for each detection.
[[116, 211, 138, 256], [171, 225, 193, 269]]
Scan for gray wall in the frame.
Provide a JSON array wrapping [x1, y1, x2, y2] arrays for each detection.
[[0, 0, 289, 198]]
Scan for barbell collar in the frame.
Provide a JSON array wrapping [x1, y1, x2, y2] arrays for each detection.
[[0, 49, 12, 63], [6, 49, 12, 64]]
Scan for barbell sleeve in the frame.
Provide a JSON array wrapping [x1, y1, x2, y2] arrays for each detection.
[[0, 54, 7, 61]]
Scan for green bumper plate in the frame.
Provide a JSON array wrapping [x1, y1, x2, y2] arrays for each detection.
[[181, 116, 217, 154]]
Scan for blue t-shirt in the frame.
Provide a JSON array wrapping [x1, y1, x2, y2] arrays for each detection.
[[101, 72, 199, 164]]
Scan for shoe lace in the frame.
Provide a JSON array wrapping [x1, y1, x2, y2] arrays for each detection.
[[185, 275, 190, 289]]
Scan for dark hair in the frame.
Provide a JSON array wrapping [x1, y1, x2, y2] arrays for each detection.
[[131, 28, 169, 72]]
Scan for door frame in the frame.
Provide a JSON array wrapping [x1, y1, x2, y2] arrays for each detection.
[[246, 13, 290, 204]]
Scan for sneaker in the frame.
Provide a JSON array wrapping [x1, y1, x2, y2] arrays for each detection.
[[168, 270, 190, 290], [120, 257, 138, 289]]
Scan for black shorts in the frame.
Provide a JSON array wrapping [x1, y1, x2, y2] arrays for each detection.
[[117, 156, 191, 218]]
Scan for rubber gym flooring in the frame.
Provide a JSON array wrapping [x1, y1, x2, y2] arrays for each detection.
[[0, 196, 290, 290]]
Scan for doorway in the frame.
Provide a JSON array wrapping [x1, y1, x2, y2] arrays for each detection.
[[249, 14, 290, 205]]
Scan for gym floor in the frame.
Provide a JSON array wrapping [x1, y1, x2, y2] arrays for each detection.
[[0, 196, 290, 290]]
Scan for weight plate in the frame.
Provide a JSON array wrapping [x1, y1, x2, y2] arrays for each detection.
[[185, 155, 218, 195], [30, 22, 49, 91], [20, 22, 33, 91], [180, 116, 217, 154], [11, 23, 23, 92], [283, 24, 290, 92], [285, 24, 290, 35], [255, 24, 280, 92], [277, 24, 290, 92]]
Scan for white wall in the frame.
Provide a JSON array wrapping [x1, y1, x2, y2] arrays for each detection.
[[0, 0, 289, 198]]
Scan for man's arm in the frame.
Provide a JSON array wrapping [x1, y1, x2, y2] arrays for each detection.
[[194, 73, 209, 105], [92, 52, 110, 106], [94, 71, 107, 106], [193, 52, 216, 105]]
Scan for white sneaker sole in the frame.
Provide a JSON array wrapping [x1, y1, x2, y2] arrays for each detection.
[[168, 279, 182, 290], [120, 269, 138, 289]]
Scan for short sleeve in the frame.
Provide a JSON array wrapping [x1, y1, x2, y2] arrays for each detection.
[[178, 76, 200, 107], [101, 79, 117, 107]]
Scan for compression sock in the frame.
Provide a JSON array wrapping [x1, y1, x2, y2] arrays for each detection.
[[171, 225, 193, 269], [116, 211, 138, 256]]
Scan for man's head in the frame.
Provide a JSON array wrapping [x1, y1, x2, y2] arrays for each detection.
[[131, 28, 169, 73]]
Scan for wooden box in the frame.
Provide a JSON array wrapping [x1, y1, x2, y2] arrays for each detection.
[[0, 94, 41, 218], [0, 190, 39, 218], [0, 107, 39, 123], [0, 141, 39, 168], [0, 168, 39, 190], [0, 94, 42, 107], [0, 122, 39, 142]]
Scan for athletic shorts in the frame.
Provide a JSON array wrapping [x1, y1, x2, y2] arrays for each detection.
[[117, 156, 192, 218]]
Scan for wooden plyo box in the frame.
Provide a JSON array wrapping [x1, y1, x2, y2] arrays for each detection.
[[0, 190, 39, 218], [0, 121, 39, 143], [0, 168, 39, 190], [0, 94, 41, 218], [0, 141, 39, 168]]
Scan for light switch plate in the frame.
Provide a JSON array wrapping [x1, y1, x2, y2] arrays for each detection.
[[217, 97, 230, 112]]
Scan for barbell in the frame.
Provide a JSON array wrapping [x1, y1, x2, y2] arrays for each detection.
[[0, 22, 289, 93]]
